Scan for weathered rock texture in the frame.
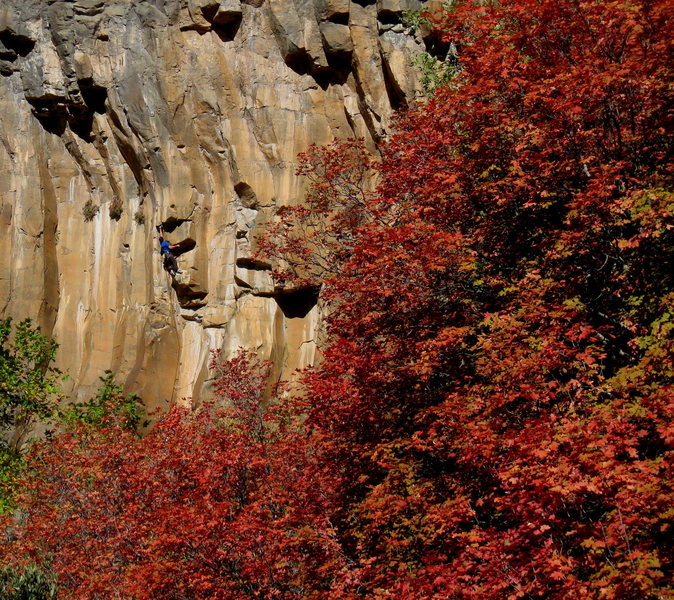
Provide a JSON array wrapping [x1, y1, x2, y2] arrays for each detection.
[[0, 0, 424, 411]]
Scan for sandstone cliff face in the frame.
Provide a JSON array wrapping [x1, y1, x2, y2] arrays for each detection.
[[0, 0, 424, 411]]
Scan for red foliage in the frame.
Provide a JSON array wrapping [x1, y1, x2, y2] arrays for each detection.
[[263, 0, 674, 597], [1, 353, 343, 599], [254, 138, 376, 287]]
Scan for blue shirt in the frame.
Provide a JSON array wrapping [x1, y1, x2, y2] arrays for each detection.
[[160, 241, 171, 254]]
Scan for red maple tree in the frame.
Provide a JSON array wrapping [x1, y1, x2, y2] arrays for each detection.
[[1, 353, 343, 599], [263, 0, 674, 597]]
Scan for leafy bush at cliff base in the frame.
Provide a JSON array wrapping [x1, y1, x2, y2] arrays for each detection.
[[59, 370, 145, 432], [0, 318, 62, 513], [0, 565, 57, 600], [0, 318, 62, 450]]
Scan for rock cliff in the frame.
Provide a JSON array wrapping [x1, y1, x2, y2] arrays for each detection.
[[0, 0, 426, 411]]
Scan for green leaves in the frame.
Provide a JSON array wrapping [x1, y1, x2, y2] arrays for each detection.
[[0, 446, 21, 515], [59, 370, 144, 432], [0, 565, 57, 600], [0, 318, 62, 452]]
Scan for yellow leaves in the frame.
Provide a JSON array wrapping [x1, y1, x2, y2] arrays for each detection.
[[581, 537, 607, 551], [562, 297, 586, 312], [479, 163, 502, 180], [617, 188, 674, 249], [508, 160, 525, 177]]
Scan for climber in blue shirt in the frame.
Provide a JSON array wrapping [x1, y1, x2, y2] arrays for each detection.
[[159, 236, 182, 276]]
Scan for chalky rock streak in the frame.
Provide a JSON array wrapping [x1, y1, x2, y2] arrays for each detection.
[[0, 0, 424, 410]]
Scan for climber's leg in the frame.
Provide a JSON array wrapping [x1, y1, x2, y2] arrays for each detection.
[[163, 253, 177, 275]]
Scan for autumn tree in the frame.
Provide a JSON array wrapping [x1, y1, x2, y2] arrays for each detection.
[[0, 352, 344, 600], [256, 138, 377, 287], [259, 0, 674, 597]]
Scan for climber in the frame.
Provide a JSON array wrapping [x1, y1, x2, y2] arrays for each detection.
[[159, 236, 182, 276]]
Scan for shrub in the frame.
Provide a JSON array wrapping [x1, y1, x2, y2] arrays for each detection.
[[0, 447, 21, 514], [0, 353, 339, 600], [82, 200, 98, 222], [0, 318, 62, 452], [109, 199, 123, 220], [59, 370, 145, 432], [0, 564, 57, 600]]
